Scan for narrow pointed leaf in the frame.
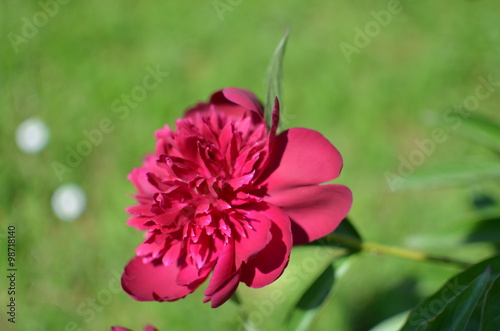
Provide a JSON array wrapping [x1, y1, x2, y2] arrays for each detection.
[[265, 29, 289, 129], [394, 160, 500, 190], [424, 112, 500, 154], [453, 115, 500, 154]]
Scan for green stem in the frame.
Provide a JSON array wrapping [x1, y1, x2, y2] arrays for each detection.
[[325, 233, 473, 269]]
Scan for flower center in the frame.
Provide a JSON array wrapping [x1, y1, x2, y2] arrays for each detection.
[[137, 111, 269, 267]]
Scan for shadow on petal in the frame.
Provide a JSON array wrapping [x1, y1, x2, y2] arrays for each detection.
[[241, 205, 292, 288]]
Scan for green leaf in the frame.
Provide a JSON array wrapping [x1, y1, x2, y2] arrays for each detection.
[[283, 255, 357, 331], [466, 216, 500, 248], [396, 113, 500, 191], [453, 114, 500, 154], [308, 217, 363, 254], [403, 208, 500, 256], [400, 255, 500, 331], [264, 29, 289, 129], [284, 218, 362, 331], [310, 217, 362, 246], [394, 160, 500, 190], [466, 201, 500, 249], [480, 274, 500, 331], [434, 268, 489, 330], [332, 217, 362, 242], [285, 264, 336, 331], [424, 112, 500, 154], [368, 311, 410, 331], [237, 218, 361, 330], [236, 245, 351, 330]]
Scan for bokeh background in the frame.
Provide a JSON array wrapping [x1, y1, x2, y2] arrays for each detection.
[[2, 0, 500, 330]]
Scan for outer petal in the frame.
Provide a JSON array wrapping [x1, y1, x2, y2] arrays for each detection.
[[240, 204, 292, 288], [259, 128, 344, 192], [121, 257, 204, 302], [127, 166, 157, 198], [222, 87, 263, 115], [185, 89, 263, 124], [266, 184, 353, 245]]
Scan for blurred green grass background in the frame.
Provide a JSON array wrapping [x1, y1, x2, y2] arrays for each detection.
[[1, 0, 500, 330]]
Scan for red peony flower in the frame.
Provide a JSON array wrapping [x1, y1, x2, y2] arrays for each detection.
[[122, 88, 352, 307]]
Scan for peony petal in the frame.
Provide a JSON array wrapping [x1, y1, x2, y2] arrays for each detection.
[[185, 90, 244, 120], [260, 128, 344, 192], [186, 89, 264, 126], [218, 121, 234, 156], [231, 210, 272, 267], [157, 155, 198, 181], [203, 271, 241, 308], [269, 97, 280, 141], [128, 167, 157, 197], [203, 242, 242, 307], [203, 242, 240, 308], [121, 257, 204, 302], [204, 242, 236, 296], [161, 240, 182, 266], [177, 260, 214, 286], [222, 87, 263, 115], [266, 184, 353, 245], [240, 204, 292, 288], [154, 124, 176, 156], [126, 205, 154, 230]]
